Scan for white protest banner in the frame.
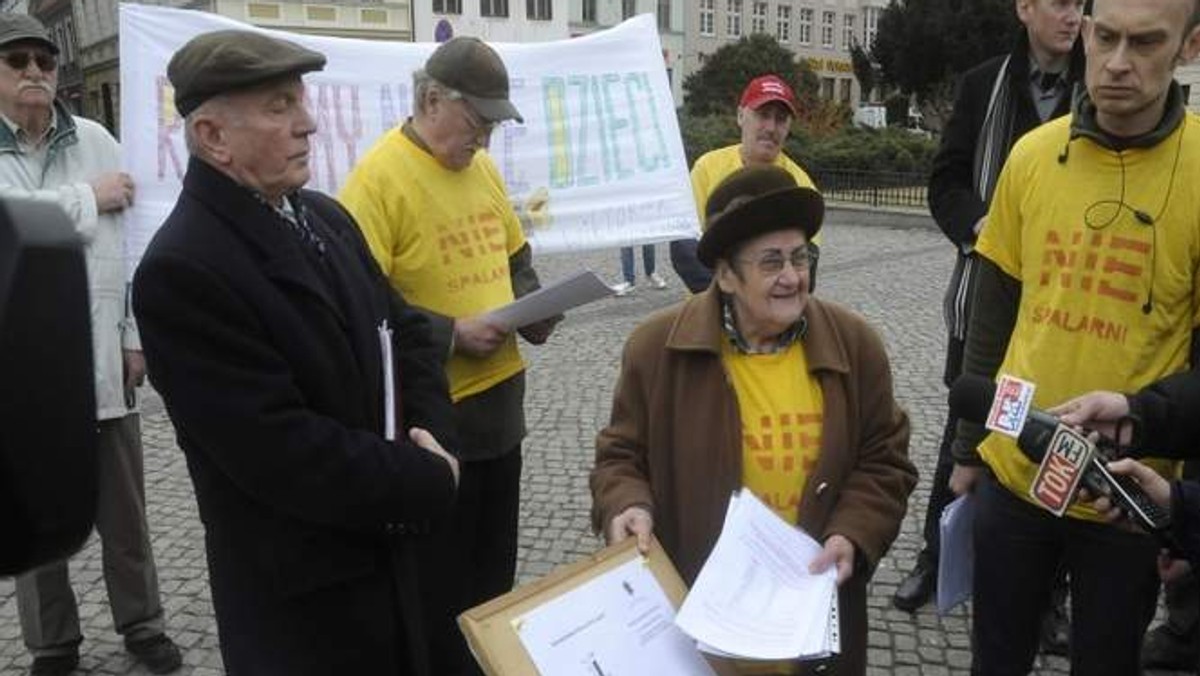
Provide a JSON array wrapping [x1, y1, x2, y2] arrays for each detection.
[[119, 4, 698, 271]]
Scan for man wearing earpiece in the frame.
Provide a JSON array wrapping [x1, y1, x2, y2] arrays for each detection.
[[896, 6, 1085, 653], [948, 0, 1200, 674]]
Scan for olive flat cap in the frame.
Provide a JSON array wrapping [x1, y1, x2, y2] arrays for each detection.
[[168, 30, 326, 116], [0, 13, 58, 54], [697, 165, 824, 267], [426, 36, 522, 124]]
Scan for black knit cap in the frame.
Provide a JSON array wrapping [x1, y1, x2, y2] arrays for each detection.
[[0, 14, 58, 54], [425, 36, 523, 124], [168, 30, 326, 117], [697, 165, 824, 267]]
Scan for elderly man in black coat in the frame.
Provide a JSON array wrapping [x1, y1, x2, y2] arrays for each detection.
[[132, 31, 460, 675]]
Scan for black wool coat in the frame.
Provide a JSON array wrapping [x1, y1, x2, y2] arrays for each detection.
[[133, 157, 458, 676]]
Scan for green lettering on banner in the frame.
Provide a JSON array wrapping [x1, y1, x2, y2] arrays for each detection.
[[624, 72, 668, 172], [543, 76, 572, 189], [543, 71, 671, 188], [570, 75, 599, 187], [601, 73, 632, 181]]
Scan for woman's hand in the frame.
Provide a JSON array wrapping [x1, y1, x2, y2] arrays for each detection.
[[809, 534, 855, 585], [606, 506, 654, 554]]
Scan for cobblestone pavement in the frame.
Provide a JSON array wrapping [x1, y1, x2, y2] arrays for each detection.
[[0, 217, 1190, 675]]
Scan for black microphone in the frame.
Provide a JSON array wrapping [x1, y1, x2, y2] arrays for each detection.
[[949, 374, 1173, 537]]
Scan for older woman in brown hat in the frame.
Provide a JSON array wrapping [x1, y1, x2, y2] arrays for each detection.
[[591, 165, 916, 675]]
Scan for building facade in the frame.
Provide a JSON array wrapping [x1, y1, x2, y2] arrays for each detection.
[[568, 0, 684, 104], [414, 0, 568, 43], [30, 0, 82, 112], [69, 0, 412, 134], [683, 0, 885, 108]]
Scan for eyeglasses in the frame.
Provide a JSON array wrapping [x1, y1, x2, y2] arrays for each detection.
[[738, 246, 813, 276], [459, 100, 497, 138], [1, 50, 56, 73]]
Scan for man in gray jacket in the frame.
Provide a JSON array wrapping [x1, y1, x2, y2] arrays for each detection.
[[0, 14, 180, 676]]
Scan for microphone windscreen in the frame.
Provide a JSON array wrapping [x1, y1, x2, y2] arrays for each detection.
[[949, 374, 996, 424]]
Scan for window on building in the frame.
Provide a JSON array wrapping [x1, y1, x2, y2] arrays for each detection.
[[481, 0, 508, 17], [699, 0, 715, 36], [434, 0, 462, 13], [726, 0, 742, 37], [821, 10, 834, 48], [842, 13, 856, 50], [582, 0, 596, 22], [623, 0, 635, 19], [750, 2, 766, 33], [657, 0, 671, 31], [528, 0, 551, 19], [839, 77, 852, 104], [776, 4, 791, 42], [821, 76, 834, 100], [863, 6, 880, 48], [798, 7, 812, 45]]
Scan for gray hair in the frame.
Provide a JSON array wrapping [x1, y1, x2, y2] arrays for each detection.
[[411, 67, 464, 116]]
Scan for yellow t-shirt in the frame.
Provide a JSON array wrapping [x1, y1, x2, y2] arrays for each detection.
[[339, 129, 527, 402], [976, 113, 1200, 519], [690, 144, 822, 246], [721, 339, 825, 524]]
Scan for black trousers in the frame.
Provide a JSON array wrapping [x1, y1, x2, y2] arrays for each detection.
[[421, 445, 523, 676], [917, 337, 965, 564], [971, 475, 1160, 675]]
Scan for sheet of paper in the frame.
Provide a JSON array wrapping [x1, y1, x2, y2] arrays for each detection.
[[937, 493, 977, 614], [516, 556, 715, 676], [377, 320, 395, 441], [484, 270, 613, 329], [676, 490, 839, 661]]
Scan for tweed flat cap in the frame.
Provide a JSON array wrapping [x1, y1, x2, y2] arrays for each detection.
[[0, 14, 58, 54], [168, 30, 326, 117], [697, 165, 824, 267], [426, 36, 522, 124]]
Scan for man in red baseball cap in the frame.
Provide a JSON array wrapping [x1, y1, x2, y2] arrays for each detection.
[[670, 73, 820, 293]]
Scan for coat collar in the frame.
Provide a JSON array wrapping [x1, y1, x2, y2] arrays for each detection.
[[663, 285, 851, 374], [182, 156, 346, 325], [0, 99, 78, 156]]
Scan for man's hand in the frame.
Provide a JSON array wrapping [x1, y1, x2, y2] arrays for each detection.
[[123, 349, 146, 391], [91, 172, 135, 213], [1087, 458, 1170, 524], [518, 314, 561, 345], [409, 427, 459, 488], [453, 315, 510, 357], [1049, 391, 1131, 444], [949, 464, 983, 496], [809, 534, 855, 585], [605, 505, 653, 554]]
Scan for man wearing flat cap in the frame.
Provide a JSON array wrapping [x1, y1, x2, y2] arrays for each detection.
[[133, 29, 461, 675], [0, 13, 182, 676], [341, 35, 558, 675], [592, 165, 915, 676]]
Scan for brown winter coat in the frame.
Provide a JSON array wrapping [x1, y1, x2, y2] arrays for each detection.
[[591, 286, 916, 676]]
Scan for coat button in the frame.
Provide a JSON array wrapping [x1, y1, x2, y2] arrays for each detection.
[[815, 481, 829, 497]]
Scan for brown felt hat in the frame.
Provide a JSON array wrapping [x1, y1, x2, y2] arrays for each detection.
[[168, 30, 326, 117], [426, 36, 522, 124], [697, 165, 824, 267]]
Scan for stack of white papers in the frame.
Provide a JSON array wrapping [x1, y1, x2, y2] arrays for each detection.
[[675, 490, 840, 661], [937, 493, 976, 614]]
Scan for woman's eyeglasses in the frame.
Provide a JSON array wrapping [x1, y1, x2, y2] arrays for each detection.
[[740, 247, 813, 275]]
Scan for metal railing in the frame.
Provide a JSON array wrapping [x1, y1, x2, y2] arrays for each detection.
[[810, 168, 929, 209]]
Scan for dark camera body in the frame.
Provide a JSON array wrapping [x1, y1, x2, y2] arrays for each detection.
[[0, 198, 97, 576]]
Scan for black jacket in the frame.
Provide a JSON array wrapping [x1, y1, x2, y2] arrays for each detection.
[[929, 30, 1082, 251], [133, 158, 457, 675]]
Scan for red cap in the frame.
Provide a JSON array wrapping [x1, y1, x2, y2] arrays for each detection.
[[739, 74, 797, 116]]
